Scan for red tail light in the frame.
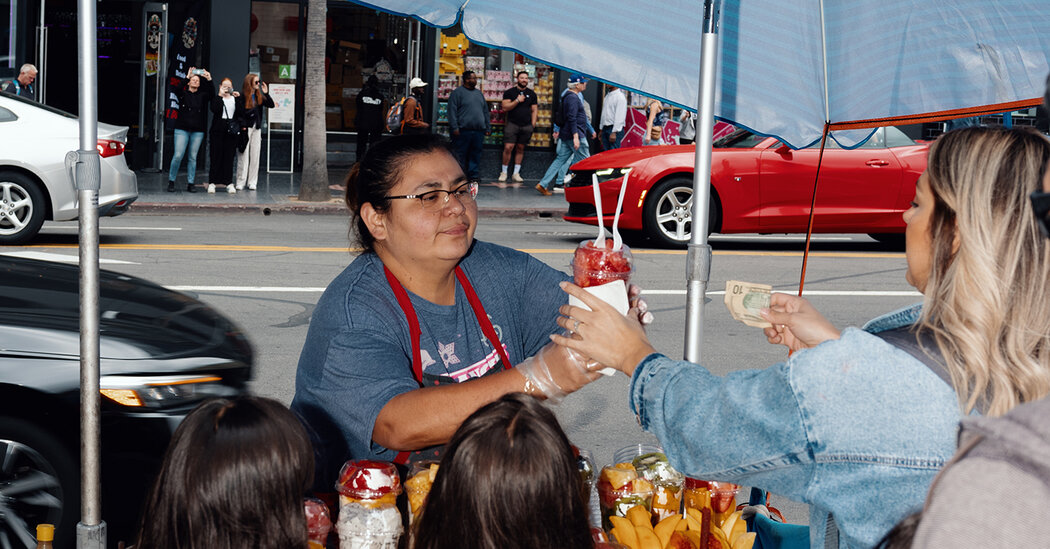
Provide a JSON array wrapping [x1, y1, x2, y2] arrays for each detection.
[[97, 139, 125, 158]]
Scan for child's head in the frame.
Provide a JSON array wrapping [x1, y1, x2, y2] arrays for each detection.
[[412, 393, 593, 549], [135, 396, 313, 549]]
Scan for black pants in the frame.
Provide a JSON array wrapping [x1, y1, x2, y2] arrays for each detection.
[[209, 129, 238, 185], [356, 129, 382, 162]]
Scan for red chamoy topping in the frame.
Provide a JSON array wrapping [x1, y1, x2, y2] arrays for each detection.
[[335, 459, 402, 499], [572, 240, 632, 287], [304, 497, 332, 540]]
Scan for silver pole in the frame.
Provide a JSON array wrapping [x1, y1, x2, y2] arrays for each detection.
[[36, 0, 46, 103], [683, 0, 719, 363], [76, 0, 106, 545], [155, 6, 168, 171]]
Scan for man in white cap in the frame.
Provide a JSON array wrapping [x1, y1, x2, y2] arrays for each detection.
[[399, 77, 430, 135]]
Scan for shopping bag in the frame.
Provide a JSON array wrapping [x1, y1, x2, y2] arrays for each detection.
[[745, 488, 809, 549]]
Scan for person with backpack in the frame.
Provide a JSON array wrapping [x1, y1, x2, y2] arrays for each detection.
[[535, 75, 589, 196], [355, 75, 385, 162], [552, 126, 1050, 549], [392, 77, 429, 136]]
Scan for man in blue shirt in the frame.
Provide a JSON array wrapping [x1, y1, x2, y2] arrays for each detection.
[[447, 70, 491, 183], [1, 64, 37, 100], [536, 74, 590, 195]]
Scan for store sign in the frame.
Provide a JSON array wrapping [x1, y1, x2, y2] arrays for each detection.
[[269, 84, 295, 124], [621, 109, 680, 147], [278, 64, 296, 79]]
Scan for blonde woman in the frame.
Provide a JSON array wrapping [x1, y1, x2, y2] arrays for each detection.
[[236, 73, 274, 191], [552, 126, 1050, 548]]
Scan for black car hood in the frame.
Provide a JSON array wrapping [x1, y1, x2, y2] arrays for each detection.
[[0, 255, 252, 364]]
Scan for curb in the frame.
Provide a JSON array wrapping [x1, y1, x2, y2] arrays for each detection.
[[130, 201, 565, 219]]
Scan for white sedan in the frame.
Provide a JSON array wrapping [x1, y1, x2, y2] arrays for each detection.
[[0, 92, 137, 244]]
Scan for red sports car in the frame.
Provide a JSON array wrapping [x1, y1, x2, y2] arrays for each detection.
[[563, 126, 929, 247]]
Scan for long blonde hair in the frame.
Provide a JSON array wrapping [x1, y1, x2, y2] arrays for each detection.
[[917, 126, 1050, 416]]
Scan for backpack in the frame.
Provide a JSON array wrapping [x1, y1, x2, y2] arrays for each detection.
[[385, 97, 407, 133]]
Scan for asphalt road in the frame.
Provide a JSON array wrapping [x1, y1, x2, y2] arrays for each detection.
[[10, 212, 919, 525]]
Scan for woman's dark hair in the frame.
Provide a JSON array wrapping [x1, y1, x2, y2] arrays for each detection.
[[344, 133, 456, 253], [410, 393, 593, 549], [133, 396, 313, 549]]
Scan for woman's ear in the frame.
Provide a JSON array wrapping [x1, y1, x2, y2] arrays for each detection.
[[361, 203, 387, 242]]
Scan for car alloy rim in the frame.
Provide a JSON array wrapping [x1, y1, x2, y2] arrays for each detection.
[[654, 185, 693, 241], [0, 181, 34, 237], [0, 439, 64, 548]]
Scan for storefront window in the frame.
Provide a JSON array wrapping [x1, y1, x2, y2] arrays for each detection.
[[323, 3, 410, 132], [250, 2, 299, 88], [434, 26, 555, 148]]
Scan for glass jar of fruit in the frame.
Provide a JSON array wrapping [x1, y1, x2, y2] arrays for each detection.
[[335, 460, 403, 549], [682, 478, 741, 529]]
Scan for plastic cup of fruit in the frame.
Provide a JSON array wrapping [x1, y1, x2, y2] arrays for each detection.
[[570, 240, 634, 376], [304, 497, 332, 549], [615, 446, 684, 523], [682, 478, 741, 528], [405, 460, 440, 524], [597, 463, 655, 531], [335, 460, 404, 548]]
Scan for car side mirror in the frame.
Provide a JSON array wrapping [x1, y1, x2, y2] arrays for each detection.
[[775, 144, 792, 155]]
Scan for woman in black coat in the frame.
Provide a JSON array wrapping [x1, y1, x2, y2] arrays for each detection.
[[168, 67, 213, 192], [208, 77, 245, 193]]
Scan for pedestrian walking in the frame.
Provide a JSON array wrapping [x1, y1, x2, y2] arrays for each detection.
[[235, 73, 274, 191], [643, 97, 668, 146], [599, 85, 627, 150], [355, 75, 385, 161], [208, 77, 244, 194], [536, 75, 590, 196], [399, 77, 430, 135], [447, 70, 490, 183], [498, 71, 537, 183], [1, 63, 37, 100], [678, 110, 697, 145], [167, 67, 213, 193]]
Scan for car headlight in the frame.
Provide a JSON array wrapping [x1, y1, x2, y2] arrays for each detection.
[[593, 167, 632, 183], [100, 374, 233, 408]]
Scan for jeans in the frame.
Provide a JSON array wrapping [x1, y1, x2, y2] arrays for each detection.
[[600, 125, 624, 150], [169, 129, 205, 184], [538, 137, 589, 189], [453, 129, 485, 179]]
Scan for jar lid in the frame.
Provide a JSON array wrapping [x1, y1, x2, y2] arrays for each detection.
[[336, 460, 402, 498], [684, 477, 740, 491], [36, 524, 55, 542]]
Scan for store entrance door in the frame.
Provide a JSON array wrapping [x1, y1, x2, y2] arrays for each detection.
[[138, 3, 168, 172]]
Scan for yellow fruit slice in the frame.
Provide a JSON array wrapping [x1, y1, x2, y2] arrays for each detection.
[[684, 513, 703, 532], [731, 532, 756, 549], [709, 524, 732, 549], [728, 515, 747, 545], [611, 525, 639, 549], [720, 510, 742, 541], [654, 514, 682, 547], [636, 526, 662, 549], [674, 514, 689, 531], [683, 530, 703, 548], [603, 463, 640, 490], [685, 507, 703, 524], [627, 504, 653, 529], [610, 515, 634, 532]]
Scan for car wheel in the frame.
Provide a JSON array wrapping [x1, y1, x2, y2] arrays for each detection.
[[0, 172, 47, 246], [642, 176, 720, 248], [0, 418, 78, 549]]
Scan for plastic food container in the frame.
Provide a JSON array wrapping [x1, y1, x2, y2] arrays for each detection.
[[335, 460, 403, 549], [405, 460, 440, 525], [614, 445, 685, 523], [304, 497, 332, 549], [683, 477, 741, 528], [597, 463, 655, 530]]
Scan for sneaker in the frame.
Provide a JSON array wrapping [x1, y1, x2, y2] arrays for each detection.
[[535, 183, 553, 196], [553, 186, 565, 194], [511, 173, 524, 183], [247, 184, 256, 191], [563, 174, 573, 184], [207, 183, 216, 193], [227, 184, 236, 194], [167, 181, 175, 192], [497, 172, 508, 182], [186, 184, 197, 193]]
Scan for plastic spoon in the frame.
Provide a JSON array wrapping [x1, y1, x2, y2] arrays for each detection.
[[591, 173, 606, 248], [610, 169, 630, 251]]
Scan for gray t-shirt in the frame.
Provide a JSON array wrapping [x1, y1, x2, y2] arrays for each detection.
[[291, 240, 568, 486]]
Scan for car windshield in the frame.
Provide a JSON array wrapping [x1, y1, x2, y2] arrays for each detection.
[[0, 90, 77, 119], [713, 129, 767, 148]]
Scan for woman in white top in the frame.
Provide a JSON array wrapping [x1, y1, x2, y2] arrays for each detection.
[[208, 77, 244, 193]]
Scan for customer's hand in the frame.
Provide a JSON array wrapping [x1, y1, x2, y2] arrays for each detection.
[[551, 282, 656, 376], [760, 293, 840, 353], [627, 283, 654, 326], [516, 341, 602, 404]]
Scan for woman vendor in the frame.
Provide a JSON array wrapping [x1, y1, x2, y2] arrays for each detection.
[[291, 134, 628, 489]]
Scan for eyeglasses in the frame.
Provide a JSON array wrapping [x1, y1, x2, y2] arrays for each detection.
[[1031, 190, 1050, 238], [386, 182, 478, 211], [253, 81, 260, 85]]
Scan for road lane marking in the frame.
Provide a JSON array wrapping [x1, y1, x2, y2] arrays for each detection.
[[0, 251, 139, 265], [20, 243, 905, 259], [48, 226, 184, 231], [164, 285, 918, 297]]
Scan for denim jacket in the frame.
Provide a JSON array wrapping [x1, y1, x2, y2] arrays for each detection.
[[629, 304, 960, 548]]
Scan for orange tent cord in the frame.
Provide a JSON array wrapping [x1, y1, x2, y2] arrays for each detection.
[[798, 123, 831, 297]]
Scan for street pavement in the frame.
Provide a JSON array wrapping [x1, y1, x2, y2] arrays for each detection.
[[131, 167, 568, 218]]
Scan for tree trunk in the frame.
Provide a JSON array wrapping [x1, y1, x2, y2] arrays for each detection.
[[298, 0, 330, 201]]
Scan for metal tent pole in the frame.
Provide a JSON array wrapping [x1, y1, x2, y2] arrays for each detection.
[[75, 0, 105, 545], [683, 0, 719, 363]]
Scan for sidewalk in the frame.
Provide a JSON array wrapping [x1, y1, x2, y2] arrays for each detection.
[[132, 167, 568, 218]]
